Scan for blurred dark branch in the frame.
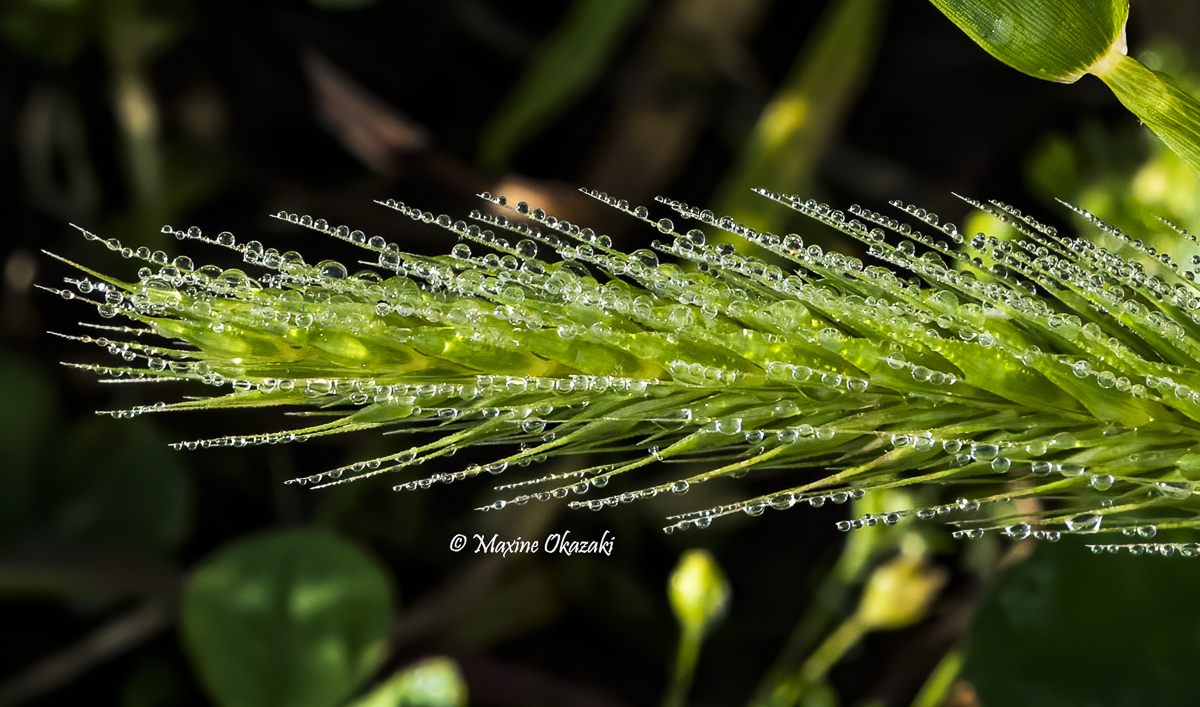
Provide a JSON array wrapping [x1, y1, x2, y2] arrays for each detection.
[[0, 597, 173, 707], [304, 50, 430, 177], [0, 551, 180, 705], [0, 551, 180, 598], [585, 0, 771, 204]]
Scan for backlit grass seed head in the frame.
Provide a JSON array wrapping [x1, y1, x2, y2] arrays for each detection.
[[45, 189, 1200, 556]]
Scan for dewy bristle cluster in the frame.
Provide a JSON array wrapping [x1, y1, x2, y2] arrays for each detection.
[[43, 188, 1200, 556]]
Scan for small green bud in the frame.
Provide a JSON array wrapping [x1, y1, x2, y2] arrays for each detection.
[[349, 657, 468, 707], [855, 554, 945, 632], [668, 549, 731, 638]]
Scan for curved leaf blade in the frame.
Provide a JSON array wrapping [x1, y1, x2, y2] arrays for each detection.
[[928, 0, 1128, 83]]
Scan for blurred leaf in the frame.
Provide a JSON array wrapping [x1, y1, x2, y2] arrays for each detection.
[[797, 682, 837, 707], [0, 354, 59, 540], [181, 528, 394, 707], [715, 0, 889, 237], [479, 0, 647, 169], [927, 0, 1127, 83], [0, 0, 91, 66], [854, 554, 943, 632], [1026, 134, 1082, 199], [48, 416, 191, 554], [348, 657, 467, 707], [963, 540, 1200, 707]]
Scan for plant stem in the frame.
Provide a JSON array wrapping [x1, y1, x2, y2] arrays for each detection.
[[662, 626, 703, 707]]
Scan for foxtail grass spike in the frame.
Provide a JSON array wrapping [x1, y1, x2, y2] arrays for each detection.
[[47, 190, 1200, 552]]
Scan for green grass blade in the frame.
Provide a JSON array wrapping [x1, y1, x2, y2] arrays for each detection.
[[1093, 52, 1200, 175], [927, 0, 1127, 83], [928, 0, 1200, 174], [478, 0, 646, 170]]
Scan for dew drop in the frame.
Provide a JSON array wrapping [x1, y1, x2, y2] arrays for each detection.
[[1057, 462, 1085, 477], [1004, 523, 1031, 539], [1155, 480, 1193, 499], [1065, 513, 1102, 532], [318, 260, 348, 279], [515, 239, 538, 258]]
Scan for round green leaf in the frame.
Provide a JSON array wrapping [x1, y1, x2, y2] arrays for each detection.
[[963, 541, 1200, 707], [182, 528, 394, 707]]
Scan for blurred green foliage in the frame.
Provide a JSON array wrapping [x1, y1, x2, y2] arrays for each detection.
[[479, 0, 647, 170], [181, 529, 394, 707], [0, 0, 91, 67], [964, 539, 1200, 707], [715, 0, 888, 238]]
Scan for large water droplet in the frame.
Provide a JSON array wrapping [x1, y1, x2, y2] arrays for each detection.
[[1065, 513, 1102, 532], [1155, 480, 1194, 499], [1004, 523, 1031, 539], [318, 260, 347, 279]]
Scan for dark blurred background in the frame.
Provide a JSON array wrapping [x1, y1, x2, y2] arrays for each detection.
[[3, 1, 1200, 706]]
